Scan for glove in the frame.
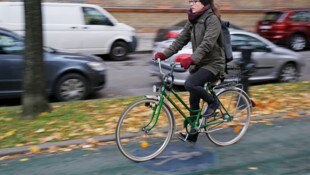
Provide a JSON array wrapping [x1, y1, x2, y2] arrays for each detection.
[[154, 52, 167, 61], [176, 54, 194, 69]]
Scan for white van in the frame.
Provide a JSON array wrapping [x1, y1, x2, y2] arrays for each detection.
[[0, 2, 137, 60]]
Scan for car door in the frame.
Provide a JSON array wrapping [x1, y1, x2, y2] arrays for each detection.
[[42, 5, 84, 52], [0, 33, 24, 96], [231, 33, 279, 79], [81, 6, 116, 54]]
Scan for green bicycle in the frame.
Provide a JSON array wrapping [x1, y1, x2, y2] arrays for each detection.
[[116, 59, 253, 162]]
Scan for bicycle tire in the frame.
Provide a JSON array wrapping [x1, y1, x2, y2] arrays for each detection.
[[116, 99, 175, 162], [205, 88, 251, 146]]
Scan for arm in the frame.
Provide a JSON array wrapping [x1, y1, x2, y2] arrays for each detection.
[[191, 15, 221, 64], [163, 21, 192, 58]]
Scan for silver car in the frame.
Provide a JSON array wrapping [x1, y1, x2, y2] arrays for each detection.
[[150, 29, 305, 85]]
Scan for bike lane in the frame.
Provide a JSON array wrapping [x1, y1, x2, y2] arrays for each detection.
[[0, 116, 309, 175]]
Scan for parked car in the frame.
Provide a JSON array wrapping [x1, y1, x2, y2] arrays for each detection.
[[0, 28, 107, 101], [257, 8, 310, 51], [150, 29, 305, 85], [154, 19, 243, 42], [0, 2, 137, 61]]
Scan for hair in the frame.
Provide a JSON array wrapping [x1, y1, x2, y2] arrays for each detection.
[[210, 0, 221, 19]]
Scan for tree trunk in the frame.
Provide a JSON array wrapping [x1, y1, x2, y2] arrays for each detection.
[[22, 0, 50, 120]]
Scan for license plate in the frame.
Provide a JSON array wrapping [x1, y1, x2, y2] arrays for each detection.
[[259, 25, 272, 29]]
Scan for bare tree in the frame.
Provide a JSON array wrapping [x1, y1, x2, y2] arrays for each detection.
[[22, 0, 50, 119]]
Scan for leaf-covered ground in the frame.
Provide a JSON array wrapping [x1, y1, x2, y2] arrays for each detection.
[[0, 82, 309, 149]]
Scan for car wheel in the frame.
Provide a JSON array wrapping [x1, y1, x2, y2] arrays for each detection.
[[278, 63, 298, 83], [110, 41, 128, 61], [288, 34, 307, 51], [54, 73, 90, 101]]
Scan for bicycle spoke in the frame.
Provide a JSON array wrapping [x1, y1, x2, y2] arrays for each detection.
[[116, 99, 174, 162], [206, 88, 251, 146]]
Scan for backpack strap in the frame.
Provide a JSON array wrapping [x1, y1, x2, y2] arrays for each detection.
[[204, 15, 224, 48]]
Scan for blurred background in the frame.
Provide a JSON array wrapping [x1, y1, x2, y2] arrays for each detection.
[[0, 0, 309, 104]]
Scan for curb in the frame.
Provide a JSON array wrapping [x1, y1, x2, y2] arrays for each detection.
[[0, 110, 308, 157]]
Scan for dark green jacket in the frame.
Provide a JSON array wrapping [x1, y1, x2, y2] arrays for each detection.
[[163, 8, 225, 77]]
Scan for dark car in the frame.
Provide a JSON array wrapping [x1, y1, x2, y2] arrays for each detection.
[[257, 9, 310, 51], [154, 19, 243, 42], [0, 28, 107, 102]]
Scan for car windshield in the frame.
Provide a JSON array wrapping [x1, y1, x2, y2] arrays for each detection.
[[263, 12, 285, 21]]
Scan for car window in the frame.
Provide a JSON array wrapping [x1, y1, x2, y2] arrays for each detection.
[[263, 12, 285, 21], [0, 34, 23, 54], [231, 34, 268, 52], [82, 7, 113, 26], [290, 11, 310, 22]]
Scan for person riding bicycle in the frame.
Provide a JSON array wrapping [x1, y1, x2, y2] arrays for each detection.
[[153, 0, 225, 143]]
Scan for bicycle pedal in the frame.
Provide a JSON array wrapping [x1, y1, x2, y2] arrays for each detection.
[[178, 133, 189, 142]]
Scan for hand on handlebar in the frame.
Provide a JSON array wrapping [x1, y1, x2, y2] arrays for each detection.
[[176, 54, 194, 69], [153, 52, 167, 61]]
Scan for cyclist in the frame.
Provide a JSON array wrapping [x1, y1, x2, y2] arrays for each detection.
[[153, 0, 225, 143]]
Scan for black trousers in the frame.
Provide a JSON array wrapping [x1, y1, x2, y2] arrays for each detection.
[[184, 68, 217, 113]]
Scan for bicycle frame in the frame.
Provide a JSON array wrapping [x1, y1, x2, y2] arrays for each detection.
[[145, 60, 229, 132]]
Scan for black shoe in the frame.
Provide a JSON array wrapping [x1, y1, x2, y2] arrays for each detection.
[[178, 133, 198, 143], [203, 99, 220, 118]]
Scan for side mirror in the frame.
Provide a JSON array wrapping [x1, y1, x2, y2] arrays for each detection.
[[264, 46, 272, 52]]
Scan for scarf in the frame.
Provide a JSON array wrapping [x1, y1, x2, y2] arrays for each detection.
[[188, 5, 210, 24]]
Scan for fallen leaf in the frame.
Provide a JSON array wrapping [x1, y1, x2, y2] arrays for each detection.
[[29, 146, 41, 154], [234, 126, 242, 133], [82, 144, 93, 149], [47, 121, 57, 125], [39, 136, 55, 143], [4, 130, 16, 137], [288, 112, 299, 118], [47, 146, 58, 153], [19, 158, 30, 162], [248, 167, 258, 170], [35, 128, 45, 133]]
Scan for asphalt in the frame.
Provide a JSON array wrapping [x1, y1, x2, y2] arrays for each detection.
[[0, 110, 308, 157], [0, 116, 309, 175]]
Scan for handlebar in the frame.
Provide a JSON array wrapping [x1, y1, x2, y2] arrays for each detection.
[[154, 58, 181, 76], [154, 58, 181, 88]]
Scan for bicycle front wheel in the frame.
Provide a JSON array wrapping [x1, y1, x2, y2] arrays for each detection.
[[206, 88, 251, 146], [116, 99, 174, 162]]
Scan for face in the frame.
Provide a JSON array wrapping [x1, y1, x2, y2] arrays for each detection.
[[189, 0, 204, 13]]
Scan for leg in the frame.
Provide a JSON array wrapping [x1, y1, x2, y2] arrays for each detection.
[[185, 68, 217, 107], [180, 68, 216, 143]]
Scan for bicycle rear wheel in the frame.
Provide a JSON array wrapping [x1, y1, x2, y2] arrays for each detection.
[[205, 88, 251, 146], [116, 99, 174, 162]]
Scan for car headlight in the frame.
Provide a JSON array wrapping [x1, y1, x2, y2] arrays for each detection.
[[87, 62, 106, 71]]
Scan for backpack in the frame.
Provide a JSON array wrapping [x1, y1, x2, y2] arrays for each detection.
[[204, 16, 233, 72]]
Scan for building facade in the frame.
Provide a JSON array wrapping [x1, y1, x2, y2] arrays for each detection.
[[2, 0, 310, 32]]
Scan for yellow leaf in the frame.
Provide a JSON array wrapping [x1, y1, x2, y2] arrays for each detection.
[[20, 158, 30, 162], [47, 121, 57, 125], [248, 167, 258, 170], [53, 133, 63, 139], [4, 130, 16, 137], [234, 126, 242, 133], [35, 128, 45, 133], [29, 146, 41, 153], [288, 112, 299, 118]]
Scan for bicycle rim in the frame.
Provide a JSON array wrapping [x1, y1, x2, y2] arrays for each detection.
[[116, 99, 174, 162], [206, 89, 251, 146]]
